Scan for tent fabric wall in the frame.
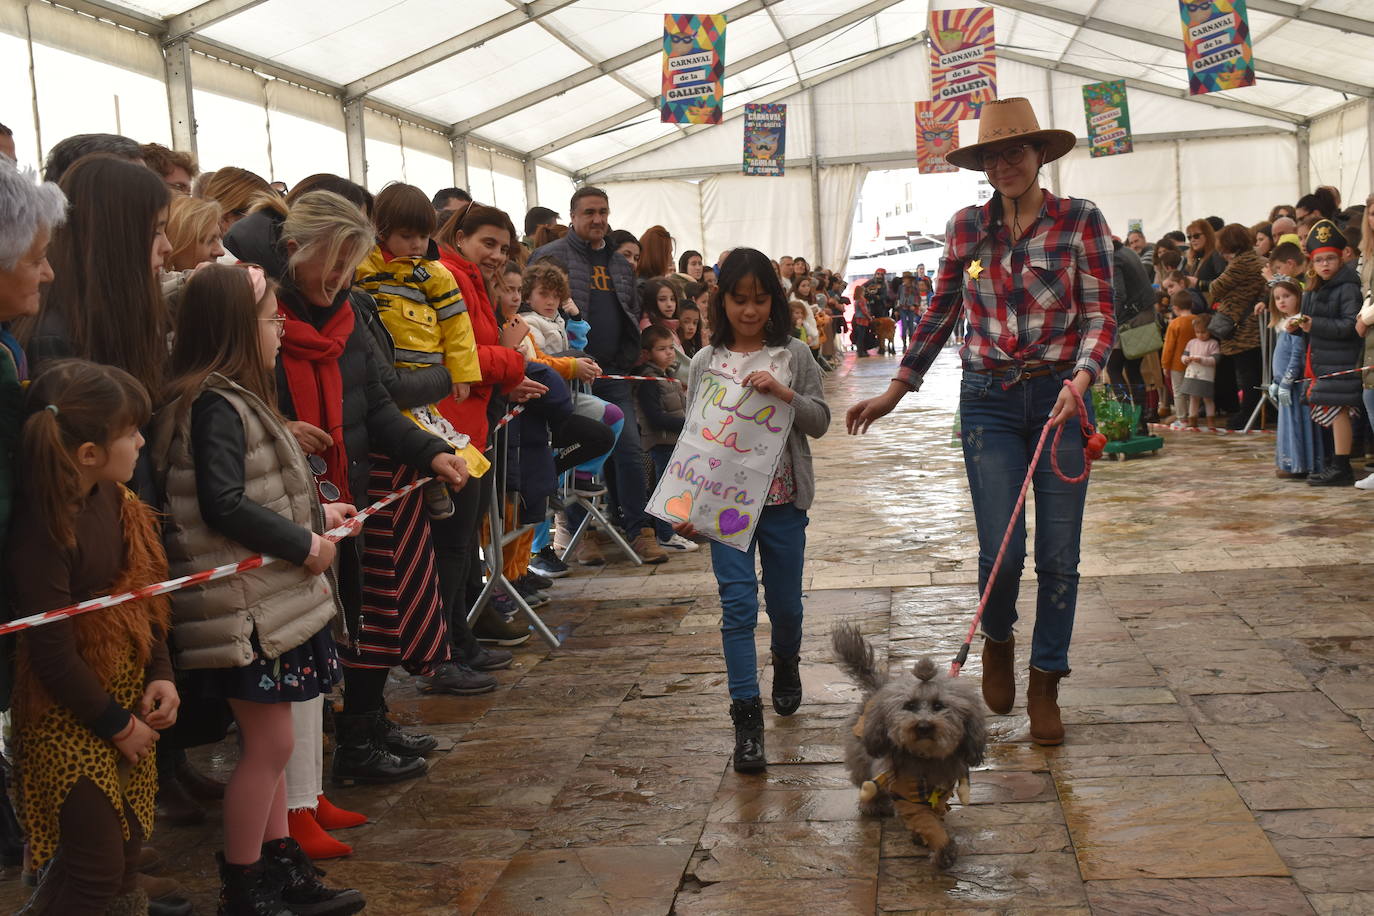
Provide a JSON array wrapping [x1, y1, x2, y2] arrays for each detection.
[[1309, 102, 1371, 210], [819, 164, 867, 273], [1057, 144, 1181, 242], [1179, 133, 1300, 228], [535, 166, 577, 218], [596, 180, 705, 263], [702, 170, 815, 264]]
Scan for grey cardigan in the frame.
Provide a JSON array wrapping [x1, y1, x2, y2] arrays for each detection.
[[686, 337, 830, 511]]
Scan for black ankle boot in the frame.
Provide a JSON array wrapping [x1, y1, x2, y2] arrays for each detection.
[[260, 838, 364, 916], [216, 853, 291, 916], [330, 713, 426, 786], [729, 697, 766, 773], [376, 702, 438, 757], [1309, 455, 1354, 486], [770, 653, 802, 717]]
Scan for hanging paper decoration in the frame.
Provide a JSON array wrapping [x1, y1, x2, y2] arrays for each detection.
[[1082, 80, 1132, 158], [742, 103, 786, 176], [647, 348, 795, 551], [661, 14, 727, 124], [914, 101, 961, 175], [1178, 0, 1255, 95], [928, 7, 996, 113]]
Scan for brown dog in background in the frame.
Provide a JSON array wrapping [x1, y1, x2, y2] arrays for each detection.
[[873, 316, 897, 355]]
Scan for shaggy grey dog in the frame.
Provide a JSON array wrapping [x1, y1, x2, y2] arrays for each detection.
[[831, 623, 987, 868]]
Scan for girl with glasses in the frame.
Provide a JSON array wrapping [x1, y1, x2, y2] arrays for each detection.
[[154, 263, 364, 912]]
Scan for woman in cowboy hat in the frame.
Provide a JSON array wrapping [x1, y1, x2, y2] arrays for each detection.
[[845, 97, 1116, 746]]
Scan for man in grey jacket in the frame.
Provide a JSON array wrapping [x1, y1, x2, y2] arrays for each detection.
[[530, 187, 668, 564]]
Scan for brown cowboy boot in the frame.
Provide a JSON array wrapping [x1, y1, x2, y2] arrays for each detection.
[[980, 634, 1015, 714], [1027, 667, 1071, 746]]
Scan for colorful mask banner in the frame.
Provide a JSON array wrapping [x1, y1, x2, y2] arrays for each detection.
[[661, 14, 727, 125], [647, 347, 795, 551], [1178, 0, 1255, 95], [914, 100, 961, 175], [742, 103, 786, 176], [1082, 80, 1132, 158], [928, 7, 996, 111]]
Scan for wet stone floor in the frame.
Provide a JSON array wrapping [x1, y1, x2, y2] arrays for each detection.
[[7, 348, 1374, 915]]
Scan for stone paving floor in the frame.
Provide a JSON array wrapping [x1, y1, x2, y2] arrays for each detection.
[[5, 348, 1374, 914]]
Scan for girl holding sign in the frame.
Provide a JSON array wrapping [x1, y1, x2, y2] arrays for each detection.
[[673, 248, 830, 773]]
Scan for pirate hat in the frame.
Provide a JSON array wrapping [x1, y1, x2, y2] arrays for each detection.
[[945, 97, 1077, 171], [1305, 219, 1348, 258]]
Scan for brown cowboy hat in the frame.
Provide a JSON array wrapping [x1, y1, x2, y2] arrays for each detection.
[[945, 97, 1077, 171]]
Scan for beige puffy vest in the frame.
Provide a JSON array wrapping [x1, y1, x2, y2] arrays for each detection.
[[154, 374, 342, 670]]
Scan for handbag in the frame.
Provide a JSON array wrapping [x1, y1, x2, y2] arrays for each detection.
[[1119, 314, 1163, 360], [1207, 310, 1236, 341]]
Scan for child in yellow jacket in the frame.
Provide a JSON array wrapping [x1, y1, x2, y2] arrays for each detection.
[[356, 183, 485, 516], [356, 183, 481, 397]]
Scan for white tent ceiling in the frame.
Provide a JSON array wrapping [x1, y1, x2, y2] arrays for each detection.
[[9, 0, 1372, 267], [37, 0, 1374, 177]]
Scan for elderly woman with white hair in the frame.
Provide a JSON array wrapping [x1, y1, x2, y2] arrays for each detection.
[[0, 159, 65, 558]]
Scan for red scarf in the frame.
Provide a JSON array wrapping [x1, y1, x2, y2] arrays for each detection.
[[278, 298, 354, 502]]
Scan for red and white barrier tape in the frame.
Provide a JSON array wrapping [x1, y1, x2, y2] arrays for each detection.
[[493, 403, 525, 429], [0, 475, 433, 639], [1314, 364, 1374, 381], [597, 374, 677, 382]]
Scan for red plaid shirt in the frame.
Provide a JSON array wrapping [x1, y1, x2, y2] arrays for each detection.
[[895, 191, 1116, 390]]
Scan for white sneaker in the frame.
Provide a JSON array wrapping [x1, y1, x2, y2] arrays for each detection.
[[657, 533, 700, 552], [1355, 474, 1374, 490]]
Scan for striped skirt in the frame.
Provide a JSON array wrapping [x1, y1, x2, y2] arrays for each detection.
[[340, 455, 449, 672]]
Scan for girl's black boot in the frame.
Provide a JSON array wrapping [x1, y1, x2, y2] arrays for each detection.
[[260, 837, 365, 915], [216, 853, 291, 916], [771, 652, 802, 716], [729, 697, 766, 773]]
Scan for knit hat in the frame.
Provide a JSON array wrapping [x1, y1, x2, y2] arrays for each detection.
[[1305, 219, 1348, 258]]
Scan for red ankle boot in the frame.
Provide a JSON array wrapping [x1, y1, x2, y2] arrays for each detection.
[[286, 807, 352, 860], [313, 794, 367, 831]]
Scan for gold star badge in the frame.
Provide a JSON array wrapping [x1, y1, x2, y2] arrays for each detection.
[[967, 259, 984, 280]]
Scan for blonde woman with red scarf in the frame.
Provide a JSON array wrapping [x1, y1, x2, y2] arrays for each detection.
[[223, 190, 469, 791]]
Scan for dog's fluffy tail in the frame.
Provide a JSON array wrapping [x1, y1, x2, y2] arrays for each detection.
[[831, 623, 885, 694]]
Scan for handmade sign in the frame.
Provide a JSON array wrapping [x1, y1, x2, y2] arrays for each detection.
[[743, 103, 786, 176], [647, 347, 795, 551], [661, 14, 727, 125], [1082, 80, 1132, 158], [928, 7, 996, 111], [915, 100, 961, 175], [1178, 0, 1255, 95]]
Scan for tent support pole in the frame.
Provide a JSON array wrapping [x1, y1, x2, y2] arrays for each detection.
[[1367, 103, 1374, 197], [164, 39, 197, 155], [344, 98, 367, 188], [1173, 141, 1183, 232], [450, 135, 469, 191], [1044, 68, 1060, 195], [523, 157, 539, 211], [1296, 123, 1310, 195], [808, 90, 823, 265], [22, 2, 43, 165]]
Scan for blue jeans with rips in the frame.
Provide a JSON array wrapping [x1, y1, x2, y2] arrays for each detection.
[[710, 502, 809, 700], [958, 367, 1094, 672]]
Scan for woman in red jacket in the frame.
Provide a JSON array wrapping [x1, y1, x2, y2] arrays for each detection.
[[426, 204, 547, 671]]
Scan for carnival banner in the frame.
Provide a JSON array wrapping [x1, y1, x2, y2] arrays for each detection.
[[661, 14, 727, 124], [915, 100, 962, 175], [742, 103, 786, 176], [647, 347, 795, 551], [1178, 0, 1255, 95], [1082, 80, 1132, 158], [928, 7, 996, 112]]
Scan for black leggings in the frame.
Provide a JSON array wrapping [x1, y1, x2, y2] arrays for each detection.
[[551, 414, 614, 474], [431, 469, 494, 659], [1228, 347, 1263, 429]]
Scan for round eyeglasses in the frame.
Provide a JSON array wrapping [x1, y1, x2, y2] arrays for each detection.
[[979, 143, 1035, 172], [307, 454, 341, 502]]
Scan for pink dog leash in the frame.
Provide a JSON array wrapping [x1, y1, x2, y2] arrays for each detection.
[[949, 381, 1102, 677]]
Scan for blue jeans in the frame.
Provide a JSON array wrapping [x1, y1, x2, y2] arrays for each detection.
[[959, 368, 1093, 672], [649, 443, 675, 542], [710, 503, 808, 699]]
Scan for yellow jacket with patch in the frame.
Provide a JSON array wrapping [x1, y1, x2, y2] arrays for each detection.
[[356, 243, 480, 385]]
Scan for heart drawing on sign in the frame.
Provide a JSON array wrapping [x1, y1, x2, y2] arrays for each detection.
[[664, 491, 694, 521], [718, 508, 751, 537], [708, 457, 721, 469]]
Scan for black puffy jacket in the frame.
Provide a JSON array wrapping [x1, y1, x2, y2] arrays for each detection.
[[1302, 264, 1364, 408]]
